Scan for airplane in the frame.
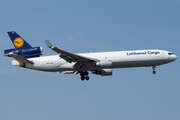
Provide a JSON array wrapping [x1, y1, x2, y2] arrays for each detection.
[[4, 31, 177, 81]]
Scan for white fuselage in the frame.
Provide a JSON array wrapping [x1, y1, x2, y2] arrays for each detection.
[[12, 49, 177, 72]]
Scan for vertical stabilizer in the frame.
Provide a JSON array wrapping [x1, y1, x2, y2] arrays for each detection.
[[7, 31, 32, 49], [4, 31, 43, 58]]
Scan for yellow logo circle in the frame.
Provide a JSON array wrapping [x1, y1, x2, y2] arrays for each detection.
[[14, 37, 24, 48]]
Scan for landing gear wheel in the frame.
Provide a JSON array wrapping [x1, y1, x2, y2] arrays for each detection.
[[79, 71, 89, 81], [85, 76, 89, 80], [85, 71, 89, 75], [153, 71, 156, 74], [80, 72, 84, 76], [81, 76, 85, 81]]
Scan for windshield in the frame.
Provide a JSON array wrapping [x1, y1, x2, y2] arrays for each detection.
[[168, 53, 173, 55]]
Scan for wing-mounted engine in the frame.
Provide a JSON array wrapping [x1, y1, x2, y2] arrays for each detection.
[[92, 69, 112, 76], [95, 60, 112, 68], [4, 47, 43, 58]]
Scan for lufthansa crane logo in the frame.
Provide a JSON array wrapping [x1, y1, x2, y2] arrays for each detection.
[[14, 37, 24, 48]]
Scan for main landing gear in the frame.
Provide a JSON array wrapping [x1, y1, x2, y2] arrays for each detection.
[[152, 66, 156, 74], [80, 71, 89, 81]]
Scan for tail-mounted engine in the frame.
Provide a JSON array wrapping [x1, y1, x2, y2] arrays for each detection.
[[4, 47, 43, 58]]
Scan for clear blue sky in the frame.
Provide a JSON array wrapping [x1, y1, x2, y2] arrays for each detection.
[[0, 0, 180, 120]]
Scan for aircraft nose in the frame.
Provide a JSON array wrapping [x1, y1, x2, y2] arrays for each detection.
[[174, 55, 177, 60], [171, 54, 177, 61], [168, 53, 177, 62]]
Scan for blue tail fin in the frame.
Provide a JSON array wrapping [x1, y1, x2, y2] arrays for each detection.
[[7, 31, 32, 49], [4, 31, 43, 58]]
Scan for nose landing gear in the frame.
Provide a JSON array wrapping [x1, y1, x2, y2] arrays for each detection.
[[152, 66, 156, 74]]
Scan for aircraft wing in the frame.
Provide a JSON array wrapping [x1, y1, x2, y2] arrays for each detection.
[[45, 40, 97, 63], [11, 54, 34, 64]]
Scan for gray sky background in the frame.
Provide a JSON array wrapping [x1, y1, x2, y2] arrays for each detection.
[[0, 0, 180, 120]]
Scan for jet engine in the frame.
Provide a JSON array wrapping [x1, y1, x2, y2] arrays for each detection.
[[92, 69, 112, 76], [4, 47, 43, 58], [95, 60, 112, 68]]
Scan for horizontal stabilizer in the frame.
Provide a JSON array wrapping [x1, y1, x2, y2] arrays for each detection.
[[11, 54, 34, 64]]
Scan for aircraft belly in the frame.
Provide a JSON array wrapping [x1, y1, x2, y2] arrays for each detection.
[[111, 59, 171, 68]]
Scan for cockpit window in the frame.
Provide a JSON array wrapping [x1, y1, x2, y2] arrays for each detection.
[[168, 53, 173, 55]]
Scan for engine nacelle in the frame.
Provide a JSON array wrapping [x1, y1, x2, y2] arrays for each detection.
[[4, 47, 43, 58], [95, 60, 112, 68], [92, 69, 112, 76]]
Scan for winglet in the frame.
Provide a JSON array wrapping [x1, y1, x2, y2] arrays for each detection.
[[45, 40, 53, 48]]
